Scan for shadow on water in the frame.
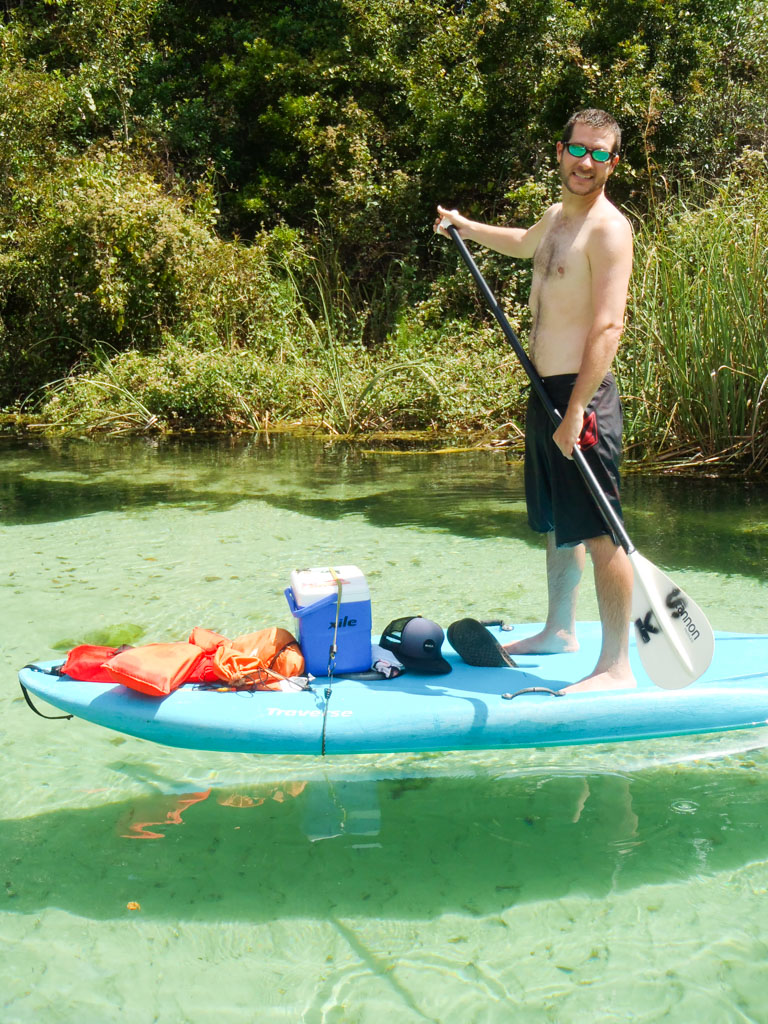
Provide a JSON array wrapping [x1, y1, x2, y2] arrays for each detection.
[[2, 766, 766, 922], [2, 434, 767, 579], [0, 434, 531, 539]]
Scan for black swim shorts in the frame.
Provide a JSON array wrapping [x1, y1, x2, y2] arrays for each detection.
[[524, 373, 624, 547]]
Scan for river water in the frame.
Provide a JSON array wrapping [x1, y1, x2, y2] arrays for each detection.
[[2, 434, 768, 1023]]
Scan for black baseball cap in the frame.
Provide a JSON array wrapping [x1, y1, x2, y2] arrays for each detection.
[[379, 616, 452, 675]]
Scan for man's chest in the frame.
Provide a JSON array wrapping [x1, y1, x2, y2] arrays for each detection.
[[533, 220, 591, 286]]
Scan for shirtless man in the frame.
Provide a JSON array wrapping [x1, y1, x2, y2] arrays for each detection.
[[435, 108, 635, 692]]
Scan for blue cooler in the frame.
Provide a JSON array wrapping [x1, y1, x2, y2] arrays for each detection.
[[285, 565, 372, 677]]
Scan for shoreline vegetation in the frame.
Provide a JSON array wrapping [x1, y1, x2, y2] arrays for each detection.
[[1, 2, 767, 476]]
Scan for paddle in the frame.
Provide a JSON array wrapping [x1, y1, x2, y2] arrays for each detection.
[[440, 218, 714, 689]]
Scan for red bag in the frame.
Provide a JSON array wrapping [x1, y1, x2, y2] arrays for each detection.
[[61, 644, 122, 683]]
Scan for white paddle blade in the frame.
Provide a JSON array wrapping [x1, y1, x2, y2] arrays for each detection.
[[629, 551, 714, 689]]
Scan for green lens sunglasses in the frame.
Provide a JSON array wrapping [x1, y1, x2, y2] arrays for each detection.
[[562, 142, 616, 163]]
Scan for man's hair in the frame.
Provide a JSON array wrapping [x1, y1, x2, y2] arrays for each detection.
[[563, 109, 621, 154]]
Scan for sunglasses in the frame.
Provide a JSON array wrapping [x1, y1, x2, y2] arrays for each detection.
[[561, 142, 616, 163]]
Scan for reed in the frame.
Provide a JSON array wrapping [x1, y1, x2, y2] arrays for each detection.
[[623, 174, 768, 473], [30, 347, 159, 434], [278, 245, 446, 435]]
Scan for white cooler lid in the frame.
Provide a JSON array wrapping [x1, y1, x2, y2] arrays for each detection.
[[290, 565, 370, 605]]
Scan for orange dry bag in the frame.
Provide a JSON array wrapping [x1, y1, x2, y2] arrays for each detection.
[[213, 628, 305, 690], [186, 628, 228, 682]]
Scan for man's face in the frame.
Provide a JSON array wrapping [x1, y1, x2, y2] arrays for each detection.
[[556, 125, 619, 197]]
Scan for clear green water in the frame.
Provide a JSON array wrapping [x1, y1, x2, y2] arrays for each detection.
[[3, 435, 768, 1023]]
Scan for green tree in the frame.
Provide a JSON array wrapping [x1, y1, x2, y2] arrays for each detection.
[[1, 0, 768, 416]]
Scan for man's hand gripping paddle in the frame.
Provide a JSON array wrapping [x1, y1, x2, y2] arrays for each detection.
[[440, 218, 714, 689]]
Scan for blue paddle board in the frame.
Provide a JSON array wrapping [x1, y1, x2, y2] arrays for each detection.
[[17, 623, 768, 755]]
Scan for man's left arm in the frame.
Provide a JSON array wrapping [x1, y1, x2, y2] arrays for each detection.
[[553, 217, 633, 459]]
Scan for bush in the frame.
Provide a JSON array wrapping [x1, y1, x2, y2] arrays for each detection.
[[0, 148, 318, 406], [0, 148, 214, 402]]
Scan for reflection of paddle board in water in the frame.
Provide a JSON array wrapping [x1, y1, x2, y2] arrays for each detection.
[[17, 622, 768, 755], [115, 780, 380, 845], [302, 780, 381, 843]]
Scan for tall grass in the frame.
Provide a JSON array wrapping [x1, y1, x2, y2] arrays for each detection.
[[624, 170, 768, 473], [278, 245, 446, 435]]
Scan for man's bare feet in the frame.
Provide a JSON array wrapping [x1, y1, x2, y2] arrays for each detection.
[[563, 666, 637, 693], [503, 628, 579, 656]]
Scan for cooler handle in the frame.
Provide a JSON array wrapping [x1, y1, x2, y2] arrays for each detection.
[[284, 587, 339, 618]]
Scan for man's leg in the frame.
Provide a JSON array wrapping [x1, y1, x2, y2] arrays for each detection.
[[504, 531, 584, 655], [566, 534, 636, 691]]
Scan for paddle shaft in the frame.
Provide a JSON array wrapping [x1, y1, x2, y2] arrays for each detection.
[[443, 222, 634, 554]]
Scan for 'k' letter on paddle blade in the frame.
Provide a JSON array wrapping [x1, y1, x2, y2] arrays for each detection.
[[629, 552, 715, 689]]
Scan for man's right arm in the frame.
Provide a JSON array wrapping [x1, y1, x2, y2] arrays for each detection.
[[435, 205, 551, 259]]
